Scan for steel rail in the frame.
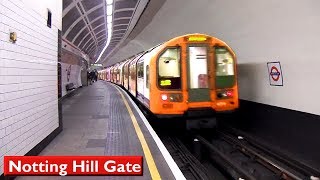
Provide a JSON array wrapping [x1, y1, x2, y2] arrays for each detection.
[[224, 127, 320, 179], [219, 131, 304, 180], [165, 136, 210, 180], [196, 135, 257, 180]]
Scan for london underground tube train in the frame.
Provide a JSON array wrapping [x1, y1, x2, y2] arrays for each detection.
[[99, 33, 239, 118]]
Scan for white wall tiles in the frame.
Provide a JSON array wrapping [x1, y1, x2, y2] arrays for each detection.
[[0, 0, 62, 175]]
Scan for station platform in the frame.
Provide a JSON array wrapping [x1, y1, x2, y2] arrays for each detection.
[[16, 81, 185, 180]]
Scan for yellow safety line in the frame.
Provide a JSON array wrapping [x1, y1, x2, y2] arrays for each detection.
[[114, 86, 161, 180]]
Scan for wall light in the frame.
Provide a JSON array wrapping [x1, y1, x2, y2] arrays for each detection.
[[10, 32, 17, 43]]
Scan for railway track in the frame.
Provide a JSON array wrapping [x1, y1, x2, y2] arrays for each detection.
[[195, 129, 320, 180], [223, 128, 320, 179], [161, 136, 215, 180], [128, 89, 319, 179]]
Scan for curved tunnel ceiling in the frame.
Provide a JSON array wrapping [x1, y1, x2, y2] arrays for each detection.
[[62, 0, 144, 63]]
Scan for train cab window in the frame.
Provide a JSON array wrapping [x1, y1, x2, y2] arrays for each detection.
[[158, 48, 181, 89], [215, 47, 234, 76], [215, 47, 235, 88], [188, 46, 209, 89]]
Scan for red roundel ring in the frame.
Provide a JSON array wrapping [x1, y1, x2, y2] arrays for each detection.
[[270, 66, 280, 81]]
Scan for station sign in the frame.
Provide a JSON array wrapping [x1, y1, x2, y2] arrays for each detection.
[[267, 62, 283, 86], [4, 156, 143, 176]]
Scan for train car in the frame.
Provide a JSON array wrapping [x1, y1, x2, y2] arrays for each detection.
[[98, 71, 102, 80], [109, 66, 114, 82], [99, 69, 105, 80], [103, 68, 108, 81], [102, 69, 107, 80], [105, 33, 239, 118]]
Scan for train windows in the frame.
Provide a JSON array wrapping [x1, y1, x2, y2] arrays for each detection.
[[215, 47, 234, 76], [124, 65, 128, 79], [215, 47, 235, 88], [188, 46, 209, 89], [158, 48, 181, 89], [116, 68, 120, 82], [130, 64, 136, 80], [146, 65, 149, 88], [137, 62, 144, 78]]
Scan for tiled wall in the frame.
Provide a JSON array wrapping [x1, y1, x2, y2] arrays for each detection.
[[0, 0, 61, 175], [61, 49, 87, 97]]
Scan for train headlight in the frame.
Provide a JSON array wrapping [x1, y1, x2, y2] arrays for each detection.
[[226, 90, 233, 97], [161, 94, 168, 101], [161, 93, 183, 102], [217, 89, 233, 99], [169, 93, 183, 102]]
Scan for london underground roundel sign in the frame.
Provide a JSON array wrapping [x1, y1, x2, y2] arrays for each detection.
[[267, 62, 283, 86]]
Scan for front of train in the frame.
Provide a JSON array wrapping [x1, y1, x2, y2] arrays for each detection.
[[150, 34, 239, 119]]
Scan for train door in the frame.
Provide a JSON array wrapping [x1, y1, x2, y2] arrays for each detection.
[[187, 45, 211, 102]]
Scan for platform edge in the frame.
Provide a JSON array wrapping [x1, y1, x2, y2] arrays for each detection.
[[113, 84, 186, 180]]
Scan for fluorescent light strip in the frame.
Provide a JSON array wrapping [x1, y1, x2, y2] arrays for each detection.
[[106, 0, 113, 5], [107, 5, 113, 15], [107, 15, 112, 23], [107, 22, 112, 29], [95, 1, 114, 63]]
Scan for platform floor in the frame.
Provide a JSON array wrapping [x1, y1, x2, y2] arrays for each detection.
[[16, 81, 182, 180]]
